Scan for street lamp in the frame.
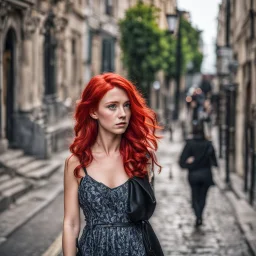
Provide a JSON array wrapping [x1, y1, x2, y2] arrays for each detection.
[[166, 9, 182, 120], [166, 14, 178, 34]]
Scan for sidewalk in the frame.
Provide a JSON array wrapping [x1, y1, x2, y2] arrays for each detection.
[[211, 127, 256, 255]]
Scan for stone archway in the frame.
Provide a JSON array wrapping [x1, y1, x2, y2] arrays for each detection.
[[3, 28, 16, 146]]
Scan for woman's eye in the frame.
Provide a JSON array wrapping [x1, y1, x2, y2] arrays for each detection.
[[107, 104, 117, 110], [124, 103, 131, 108]]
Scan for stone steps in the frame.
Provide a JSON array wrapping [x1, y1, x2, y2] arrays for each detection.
[[0, 175, 32, 214], [0, 149, 62, 180], [0, 150, 24, 163], [0, 177, 23, 191], [0, 168, 5, 175], [2, 182, 32, 202], [0, 174, 10, 185], [0, 149, 62, 213], [5, 156, 36, 171], [0, 195, 9, 213], [24, 161, 61, 179], [18, 160, 48, 174]]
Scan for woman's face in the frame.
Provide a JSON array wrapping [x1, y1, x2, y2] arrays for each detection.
[[91, 87, 131, 135]]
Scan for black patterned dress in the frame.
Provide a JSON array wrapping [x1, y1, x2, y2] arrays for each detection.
[[77, 167, 146, 256]]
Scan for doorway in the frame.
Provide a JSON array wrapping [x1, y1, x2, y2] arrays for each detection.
[[3, 29, 16, 146]]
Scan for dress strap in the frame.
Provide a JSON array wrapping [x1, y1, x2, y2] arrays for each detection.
[[83, 166, 88, 175]]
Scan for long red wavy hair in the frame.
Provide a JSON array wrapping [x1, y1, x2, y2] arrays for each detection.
[[69, 73, 162, 178]]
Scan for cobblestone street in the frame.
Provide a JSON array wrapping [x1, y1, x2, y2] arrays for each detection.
[[151, 130, 253, 256], [0, 129, 254, 256]]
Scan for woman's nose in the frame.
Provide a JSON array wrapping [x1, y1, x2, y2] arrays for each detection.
[[118, 107, 126, 118]]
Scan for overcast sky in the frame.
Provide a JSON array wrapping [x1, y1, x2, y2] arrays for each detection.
[[178, 0, 222, 74]]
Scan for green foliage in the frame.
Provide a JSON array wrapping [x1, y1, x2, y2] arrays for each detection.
[[161, 31, 177, 78], [180, 17, 203, 74], [162, 16, 203, 78], [119, 2, 204, 93], [119, 2, 164, 97]]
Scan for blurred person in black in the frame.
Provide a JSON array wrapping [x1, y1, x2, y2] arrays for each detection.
[[178, 121, 218, 227], [200, 75, 212, 98]]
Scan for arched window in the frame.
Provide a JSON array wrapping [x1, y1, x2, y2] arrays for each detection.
[[3, 29, 16, 143], [105, 0, 113, 16], [43, 11, 57, 96], [101, 37, 115, 72]]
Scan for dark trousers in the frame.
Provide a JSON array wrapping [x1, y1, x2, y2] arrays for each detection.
[[190, 184, 209, 219]]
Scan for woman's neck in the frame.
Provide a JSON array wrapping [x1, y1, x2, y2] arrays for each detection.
[[92, 130, 122, 156]]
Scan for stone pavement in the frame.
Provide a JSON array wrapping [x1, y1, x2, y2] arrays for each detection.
[[150, 129, 254, 256], [3, 126, 254, 256]]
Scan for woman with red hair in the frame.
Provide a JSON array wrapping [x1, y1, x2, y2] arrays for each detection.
[[62, 73, 162, 255]]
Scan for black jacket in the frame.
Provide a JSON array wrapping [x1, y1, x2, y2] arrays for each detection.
[[179, 136, 218, 185]]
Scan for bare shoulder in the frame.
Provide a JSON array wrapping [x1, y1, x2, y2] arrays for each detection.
[[65, 154, 80, 173]]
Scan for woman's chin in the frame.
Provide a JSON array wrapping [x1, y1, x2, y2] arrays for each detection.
[[112, 128, 128, 135], [114, 130, 126, 135]]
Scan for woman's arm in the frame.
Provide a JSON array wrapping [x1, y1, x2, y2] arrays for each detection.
[[62, 156, 81, 256]]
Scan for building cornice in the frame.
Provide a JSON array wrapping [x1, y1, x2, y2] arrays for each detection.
[[5, 0, 35, 9], [100, 21, 118, 37], [70, 7, 86, 20], [87, 14, 101, 31]]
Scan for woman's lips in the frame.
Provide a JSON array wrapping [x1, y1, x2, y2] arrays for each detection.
[[116, 122, 126, 126]]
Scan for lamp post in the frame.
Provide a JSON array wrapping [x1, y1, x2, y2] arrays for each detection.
[[224, 82, 236, 186], [249, 0, 256, 206], [166, 9, 182, 121], [224, 58, 238, 187], [250, 104, 256, 205]]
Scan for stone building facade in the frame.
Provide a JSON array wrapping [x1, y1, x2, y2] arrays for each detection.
[[216, 0, 256, 204], [0, 0, 179, 159], [127, 0, 178, 126], [84, 0, 127, 83], [85, 0, 178, 127], [0, 0, 86, 159]]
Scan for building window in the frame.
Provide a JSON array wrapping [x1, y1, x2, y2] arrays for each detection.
[[101, 38, 115, 72], [105, 0, 113, 16], [87, 30, 93, 64], [44, 13, 57, 95], [72, 38, 78, 85]]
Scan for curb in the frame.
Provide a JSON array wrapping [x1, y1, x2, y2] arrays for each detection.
[[210, 127, 256, 256], [0, 184, 63, 244], [213, 168, 256, 256]]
